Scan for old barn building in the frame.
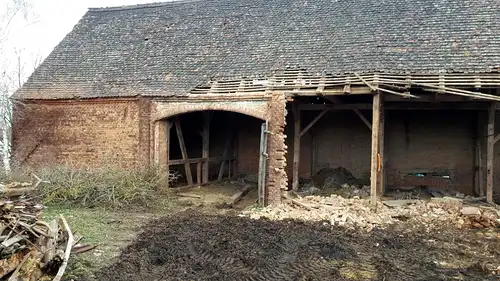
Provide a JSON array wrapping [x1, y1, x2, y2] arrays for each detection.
[[11, 0, 500, 205]]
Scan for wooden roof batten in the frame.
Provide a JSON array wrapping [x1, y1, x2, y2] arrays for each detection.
[[189, 70, 500, 101]]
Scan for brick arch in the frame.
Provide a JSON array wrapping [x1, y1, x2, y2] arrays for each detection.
[[152, 100, 269, 121]]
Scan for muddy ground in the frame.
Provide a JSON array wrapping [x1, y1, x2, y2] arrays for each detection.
[[90, 209, 499, 281]]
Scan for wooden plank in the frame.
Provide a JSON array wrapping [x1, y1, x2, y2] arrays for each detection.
[[202, 112, 210, 184], [293, 103, 301, 191], [174, 117, 194, 187], [370, 93, 382, 205], [300, 108, 329, 137], [486, 102, 495, 203], [228, 184, 253, 207]]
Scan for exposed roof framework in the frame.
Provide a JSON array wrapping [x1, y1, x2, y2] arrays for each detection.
[[190, 68, 500, 101]]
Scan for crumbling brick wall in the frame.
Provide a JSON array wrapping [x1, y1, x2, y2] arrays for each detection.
[[12, 99, 143, 169], [265, 92, 288, 205]]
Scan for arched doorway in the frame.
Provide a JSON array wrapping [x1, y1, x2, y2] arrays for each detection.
[[154, 110, 269, 205]]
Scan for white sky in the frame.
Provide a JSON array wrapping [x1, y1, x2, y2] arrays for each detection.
[[3, 0, 174, 78]]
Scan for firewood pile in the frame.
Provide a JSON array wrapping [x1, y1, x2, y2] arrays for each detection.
[[241, 192, 500, 231], [0, 180, 87, 281]]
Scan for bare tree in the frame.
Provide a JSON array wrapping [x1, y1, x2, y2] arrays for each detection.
[[0, 0, 35, 174]]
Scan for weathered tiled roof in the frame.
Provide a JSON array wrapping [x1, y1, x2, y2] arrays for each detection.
[[15, 0, 500, 99]]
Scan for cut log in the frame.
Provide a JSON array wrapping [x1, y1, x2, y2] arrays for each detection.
[[228, 185, 253, 206]]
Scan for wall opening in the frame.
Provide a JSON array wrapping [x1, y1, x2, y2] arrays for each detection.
[[159, 110, 264, 191]]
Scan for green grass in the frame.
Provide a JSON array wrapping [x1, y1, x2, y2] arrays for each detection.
[[44, 204, 163, 280]]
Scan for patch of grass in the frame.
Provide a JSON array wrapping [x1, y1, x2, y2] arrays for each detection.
[[44, 204, 161, 280]]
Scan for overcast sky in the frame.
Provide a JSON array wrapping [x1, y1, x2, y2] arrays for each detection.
[[4, 0, 174, 73]]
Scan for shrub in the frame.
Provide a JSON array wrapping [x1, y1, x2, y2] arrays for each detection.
[[33, 165, 169, 209]]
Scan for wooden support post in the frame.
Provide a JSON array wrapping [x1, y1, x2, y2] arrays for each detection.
[[475, 111, 485, 196], [174, 117, 194, 187], [197, 162, 202, 187], [155, 120, 171, 188], [218, 134, 232, 181], [165, 120, 172, 188], [486, 102, 495, 203], [370, 93, 382, 205], [293, 103, 301, 191], [377, 99, 385, 194], [202, 112, 210, 184]]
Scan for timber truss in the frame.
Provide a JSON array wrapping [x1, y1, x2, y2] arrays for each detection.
[[191, 68, 500, 101]]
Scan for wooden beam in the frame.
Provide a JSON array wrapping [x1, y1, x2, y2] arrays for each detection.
[[353, 72, 418, 98], [293, 103, 301, 191], [202, 112, 210, 184], [486, 102, 495, 203], [354, 110, 372, 130], [494, 133, 500, 144], [370, 93, 382, 205], [285, 86, 373, 96], [300, 108, 329, 137], [174, 117, 194, 187], [410, 82, 500, 101], [299, 102, 492, 111]]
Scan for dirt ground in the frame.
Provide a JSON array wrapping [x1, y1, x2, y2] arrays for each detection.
[[55, 183, 499, 281], [88, 209, 499, 281]]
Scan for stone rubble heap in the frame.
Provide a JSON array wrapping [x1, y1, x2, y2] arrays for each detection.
[[241, 194, 500, 231]]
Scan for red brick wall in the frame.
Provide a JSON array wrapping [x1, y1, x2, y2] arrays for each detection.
[[287, 109, 477, 194], [12, 99, 143, 169], [236, 115, 262, 175], [386, 111, 475, 194]]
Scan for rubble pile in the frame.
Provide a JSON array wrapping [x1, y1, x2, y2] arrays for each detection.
[[242, 193, 500, 231], [0, 180, 87, 281]]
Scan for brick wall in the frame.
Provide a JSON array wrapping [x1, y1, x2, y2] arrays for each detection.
[[12, 99, 143, 169], [289, 109, 477, 194]]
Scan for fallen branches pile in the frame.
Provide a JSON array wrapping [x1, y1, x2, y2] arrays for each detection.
[[242, 193, 500, 231], [0, 181, 84, 280]]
